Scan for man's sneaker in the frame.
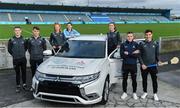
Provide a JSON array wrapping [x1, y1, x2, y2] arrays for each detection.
[[154, 94, 159, 101], [22, 84, 29, 91], [141, 92, 148, 99], [133, 93, 138, 100], [16, 85, 21, 93], [121, 92, 128, 100]]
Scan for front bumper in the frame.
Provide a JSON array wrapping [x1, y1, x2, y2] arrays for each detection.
[[32, 76, 103, 105]]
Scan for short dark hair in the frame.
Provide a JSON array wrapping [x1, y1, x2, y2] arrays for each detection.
[[33, 26, 40, 30], [54, 22, 59, 25], [67, 22, 72, 25], [145, 29, 153, 34], [14, 26, 21, 29], [127, 32, 133, 34]]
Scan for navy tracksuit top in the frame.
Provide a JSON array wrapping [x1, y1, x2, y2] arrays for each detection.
[[120, 40, 139, 65]]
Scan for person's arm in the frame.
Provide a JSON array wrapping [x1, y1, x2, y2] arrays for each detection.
[[138, 42, 144, 65], [24, 39, 28, 51], [7, 39, 12, 55], [42, 38, 47, 51], [128, 43, 140, 58], [63, 29, 68, 37], [27, 39, 31, 53], [72, 29, 80, 36], [62, 33, 67, 45], [49, 33, 54, 46], [138, 41, 148, 70], [155, 41, 160, 62], [116, 32, 121, 45], [128, 52, 139, 58], [120, 43, 127, 59]]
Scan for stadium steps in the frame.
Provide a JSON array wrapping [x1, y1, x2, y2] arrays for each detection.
[[38, 14, 43, 22], [64, 15, 70, 22], [8, 13, 12, 21], [86, 14, 93, 22]]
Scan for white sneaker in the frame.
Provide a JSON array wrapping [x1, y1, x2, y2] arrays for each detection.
[[133, 93, 138, 100], [154, 94, 159, 101], [121, 92, 128, 100], [141, 92, 148, 99]]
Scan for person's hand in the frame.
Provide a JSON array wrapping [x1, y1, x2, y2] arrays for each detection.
[[58, 46, 62, 49], [158, 61, 163, 66], [132, 50, 140, 54], [124, 51, 129, 55], [53, 46, 56, 49], [142, 64, 147, 70], [117, 45, 120, 48]]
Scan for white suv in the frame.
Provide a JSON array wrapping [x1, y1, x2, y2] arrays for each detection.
[[32, 36, 126, 105]]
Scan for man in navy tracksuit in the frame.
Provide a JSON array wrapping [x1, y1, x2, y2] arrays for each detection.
[[8, 26, 28, 93], [139, 29, 159, 101], [28, 26, 46, 78], [120, 32, 139, 100]]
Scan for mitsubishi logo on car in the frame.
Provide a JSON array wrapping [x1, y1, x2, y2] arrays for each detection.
[[55, 76, 61, 82]]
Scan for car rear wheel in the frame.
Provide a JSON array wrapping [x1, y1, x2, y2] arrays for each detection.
[[100, 77, 109, 105]]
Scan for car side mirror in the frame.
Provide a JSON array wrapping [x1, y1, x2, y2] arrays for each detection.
[[43, 50, 52, 56]]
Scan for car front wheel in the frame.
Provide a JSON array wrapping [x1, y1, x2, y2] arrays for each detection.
[[100, 77, 109, 105]]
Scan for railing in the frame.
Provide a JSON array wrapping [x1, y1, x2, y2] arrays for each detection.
[[1, 35, 180, 69], [159, 36, 180, 53]]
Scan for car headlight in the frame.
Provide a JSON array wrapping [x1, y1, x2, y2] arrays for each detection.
[[35, 70, 46, 81], [72, 72, 100, 84]]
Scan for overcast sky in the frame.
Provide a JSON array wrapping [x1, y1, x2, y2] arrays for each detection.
[[1, 0, 180, 15]]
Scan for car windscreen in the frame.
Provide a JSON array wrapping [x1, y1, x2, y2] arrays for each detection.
[[56, 40, 106, 58]]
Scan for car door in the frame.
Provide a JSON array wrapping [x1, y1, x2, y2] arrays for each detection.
[[108, 48, 123, 84]]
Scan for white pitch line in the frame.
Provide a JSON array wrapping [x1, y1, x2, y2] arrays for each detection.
[[23, 29, 32, 35]]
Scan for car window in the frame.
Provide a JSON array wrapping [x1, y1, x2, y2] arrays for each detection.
[[56, 40, 106, 58], [110, 48, 121, 59]]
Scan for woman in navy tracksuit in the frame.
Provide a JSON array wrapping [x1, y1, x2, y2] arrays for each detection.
[[107, 22, 122, 55], [49, 23, 66, 54]]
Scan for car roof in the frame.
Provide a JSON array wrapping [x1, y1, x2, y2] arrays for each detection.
[[69, 35, 107, 41]]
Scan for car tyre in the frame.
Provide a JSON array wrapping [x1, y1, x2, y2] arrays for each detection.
[[100, 77, 109, 105]]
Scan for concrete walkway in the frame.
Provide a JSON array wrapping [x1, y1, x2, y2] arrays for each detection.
[[5, 73, 180, 107]]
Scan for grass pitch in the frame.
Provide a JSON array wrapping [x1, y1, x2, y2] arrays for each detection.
[[0, 23, 180, 40]]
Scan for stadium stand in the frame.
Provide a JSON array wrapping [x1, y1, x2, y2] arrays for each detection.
[[108, 15, 121, 22], [107, 14, 170, 22], [174, 19, 180, 21], [65, 14, 92, 22], [154, 16, 170, 21], [0, 2, 173, 24], [0, 12, 10, 21], [10, 13, 41, 22], [90, 15, 112, 22], [1, 12, 169, 23], [41, 14, 67, 22]]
